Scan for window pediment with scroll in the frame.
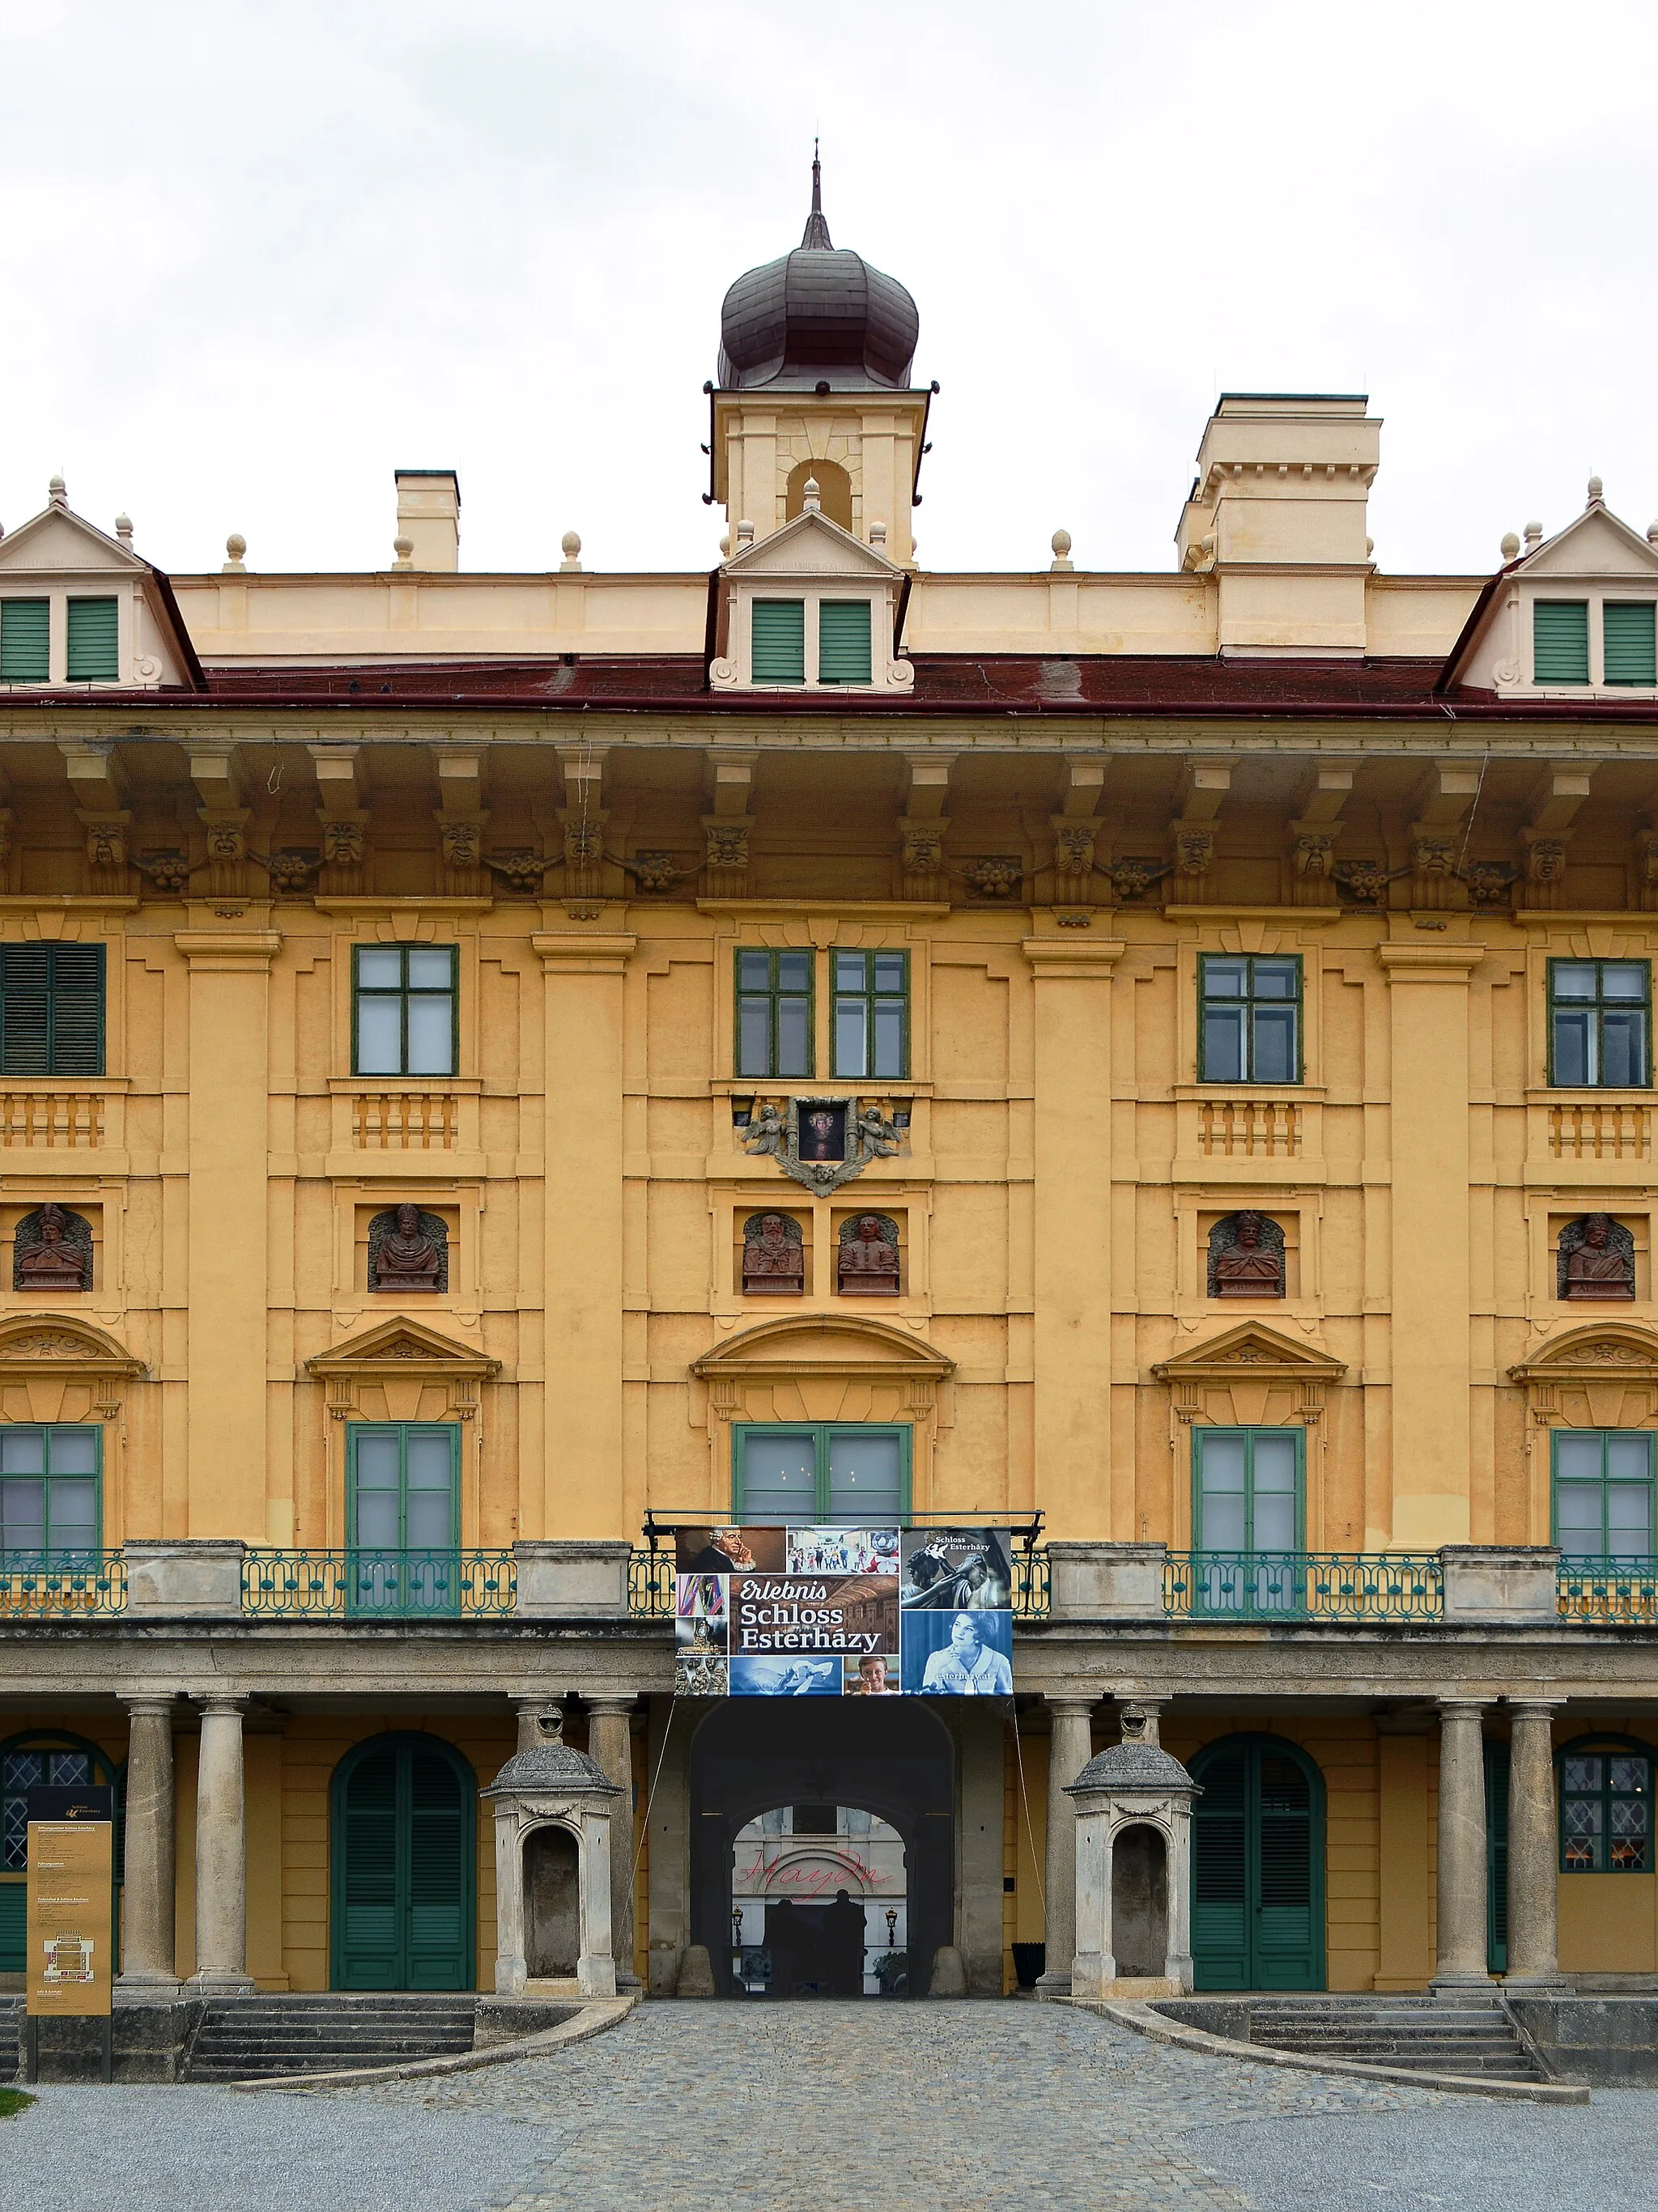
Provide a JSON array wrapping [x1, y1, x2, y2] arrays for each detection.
[[1509, 1323, 1658, 1430], [1153, 1322, 1346, 1427], [691, 1314, 954, 1429], [305, 1316, 500, 1424], [0, 1314, 145, 1424]]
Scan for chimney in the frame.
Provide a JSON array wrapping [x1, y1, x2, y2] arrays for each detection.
[[1175, 396, 1380, 656], [393, 469, 461, 571]]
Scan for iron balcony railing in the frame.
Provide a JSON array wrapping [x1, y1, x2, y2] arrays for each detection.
[[1163, 1550, 1443, 1622], [240, 1548, 516, 1619], [1557, 1557, 1658, 1622], [627, 1544, 1052, 1620], [0, 1550, 127, 1615]]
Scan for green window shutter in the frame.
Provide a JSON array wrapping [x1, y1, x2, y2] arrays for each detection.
[[750, 599, 805, 685], [66, 597, 118, 681], [0, 1879, 23, 1971], [1191, 1741, 1249, 1985], [1604, 603, 1657, 686], [407, 1749, 468, 1985], [338, 1747, 401, 1988], [0, 945, 105, 1076], [818, 600, 873, 684], [0, 600, 49, 683], [1533, 600, 1589, 683], [0, 947, 53, 1073]]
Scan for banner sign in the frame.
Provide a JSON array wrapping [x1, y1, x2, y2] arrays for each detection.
[[674, 1526, 1014, 1696], [25, 1785, 115, 2019]]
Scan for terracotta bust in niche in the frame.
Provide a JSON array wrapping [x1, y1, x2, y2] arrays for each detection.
[[369, 1203, 448, 1293], [14, 1202, 91, 1292], [1209, 1210, 1285, 1298], [742, 1212, 804, 1295], [1559, 1213, 1635, 1301], [838, 1213, 901, 1296]]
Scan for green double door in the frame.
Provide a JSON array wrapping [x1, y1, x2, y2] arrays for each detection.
[[1191, 1736, 1324, 1990], [332, 1735, 474, 1989]]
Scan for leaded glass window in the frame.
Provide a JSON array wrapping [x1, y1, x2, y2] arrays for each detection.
[[1561, 1743, 1651, 1872]]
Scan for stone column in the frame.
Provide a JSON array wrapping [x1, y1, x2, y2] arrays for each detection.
[[1506, 1700, 1567, 1987], [118, 1695, 178, 1988], [586, 1696, 640, 1989], [190, 1694, 255, 1991], [1431, 1698, 1491, 1989], [1035, 1696, 1095, 1998]]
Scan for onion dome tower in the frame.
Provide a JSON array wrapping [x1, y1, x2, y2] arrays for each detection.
[[707, 153, 932, 563]]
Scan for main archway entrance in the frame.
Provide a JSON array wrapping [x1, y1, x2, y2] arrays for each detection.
[[732, 1805, 908, 1996], [690, 1698, 952, 1997], [330, 1732, 476, 1990], [1189, 1734, 1324, 1991]]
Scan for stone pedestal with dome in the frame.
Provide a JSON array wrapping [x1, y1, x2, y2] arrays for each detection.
[[485, 1732, 623, 1998]]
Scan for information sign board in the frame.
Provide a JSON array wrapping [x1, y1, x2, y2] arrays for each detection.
[[25, 1785, 115, 2019]]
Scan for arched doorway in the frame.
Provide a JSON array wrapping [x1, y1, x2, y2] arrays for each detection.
[[330, 1732, 476, 1990], [732, 1804, 908, 1996], [690, 1698, 952, 1996], [1190, 1734, 1324, 1990]]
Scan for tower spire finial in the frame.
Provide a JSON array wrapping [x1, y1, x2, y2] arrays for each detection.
[[801, 141, 832, 250]]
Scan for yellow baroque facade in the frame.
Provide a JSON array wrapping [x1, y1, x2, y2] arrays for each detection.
[[3, 172, 1658, 2037]]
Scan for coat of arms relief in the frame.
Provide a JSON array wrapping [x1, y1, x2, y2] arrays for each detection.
[[739, 1095, 905, 1193]]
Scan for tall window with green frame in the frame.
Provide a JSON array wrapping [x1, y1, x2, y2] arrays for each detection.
[[736, 949, 812, 1079], [831, 950, 907, 1078], [346, 1424, 461, 1615], [0, 945, 104, 1075], [1191, 1427, 1303, 1614], [1199, 955, 1301, 1083], [1548, 960, 1650, 1088], [734, 1423, 908, 1524], [353, 946, 457, 1076], [0, 1426, 100, 1557], [0, 600, 49, 683], [1533, 600, 1589, 684], [1560, 1739, 1652, 1871], [1553, 1429, 1655, 1560]]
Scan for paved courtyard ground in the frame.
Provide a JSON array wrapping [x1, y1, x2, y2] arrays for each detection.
[[5, 2002, 1656, 2212]]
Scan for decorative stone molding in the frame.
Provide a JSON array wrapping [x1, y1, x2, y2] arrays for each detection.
[[1508, 1322, 1658, 1429], [1288, 821, 1339, 906], [1152, 1321, 1345, 1426], [899, 816, 947, 902], [0, 1312, 144, 1420], [691, 1314, 953, 1431], [740, 1093, 903, 1193], [305, 1315, 499, 1422], [702, 816, 751, 898]]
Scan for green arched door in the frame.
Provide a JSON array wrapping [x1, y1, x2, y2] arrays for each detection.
[[331, 1734, 475, 1990], [1190, 1734, 1324, 1990]]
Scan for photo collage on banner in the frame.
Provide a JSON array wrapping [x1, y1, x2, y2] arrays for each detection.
[[673, 1526, 1014, 1696]]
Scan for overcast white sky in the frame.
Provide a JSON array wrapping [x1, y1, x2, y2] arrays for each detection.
[[4, 2, 1656, 582]]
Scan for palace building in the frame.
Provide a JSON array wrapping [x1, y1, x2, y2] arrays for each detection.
[[6, 162, 1658, 2033]]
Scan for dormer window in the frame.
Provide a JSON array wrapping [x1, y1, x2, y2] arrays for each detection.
[[0, 601, 49, 683], [66, 597, 118, 682], [745, 595, 876, 689], [1532, 597, 1658, 690], [710, 503, 914, 696]]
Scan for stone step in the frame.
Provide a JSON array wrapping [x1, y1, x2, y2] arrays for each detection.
[[184, 1994, 478, 2083], [1241, 1994, 1547, 2082]]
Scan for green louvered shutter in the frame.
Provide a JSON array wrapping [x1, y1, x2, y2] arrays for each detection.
[[1533, 601, 1589, 684], [66, 597, 118, 681], [0, 1879, 23, 1970], [0, 601, 50, 683], [750, 599, 805, 686], [818, 600, 873, 685], [1256, 1753, 1316, 1989], [1486, 1739, 1510, 1972], [0, 945, 106, 1076], [1604, 603, 1657, 687], [1191, 1741, 1249, 1988], [338, 1747, 401, 1988], [407, 1748, 469, 1989]]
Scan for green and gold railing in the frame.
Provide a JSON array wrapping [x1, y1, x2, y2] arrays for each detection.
[[0, 1551, 127, 1615], [1557, 1558, 1658, 1622], [241, 1548, 516, 1619], [1163, 1550, 1443, 1622]]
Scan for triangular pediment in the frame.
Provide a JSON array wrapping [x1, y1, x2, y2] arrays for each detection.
[[1443, 498, 1658, 692], [1509, 1323, 1658, 1383], [724, 507, 902, 580], [1516, 502, 1658, 581], [1153, 1323, 1346, 1381], [306, 1317, 500, 1377], [692, 1314, 953, 1380], [0, 502, 148, 575]]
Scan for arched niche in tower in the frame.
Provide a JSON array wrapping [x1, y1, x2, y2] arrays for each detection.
[[785, 459, 853, 532]]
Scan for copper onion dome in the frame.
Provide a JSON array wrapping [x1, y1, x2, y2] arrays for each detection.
[[716, 155, 920, 393]]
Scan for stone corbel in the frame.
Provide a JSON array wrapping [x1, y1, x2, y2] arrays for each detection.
[[1520, 827, 1571, 910], [703, 816, 751, 898], [1408, 826, 1462, 908], [1287, 822, 1341, 907], [311, 744, 368, 894], [1635, 825, 1658, 913], [433, 749, 489, 897], [77, 809, 132, 895]]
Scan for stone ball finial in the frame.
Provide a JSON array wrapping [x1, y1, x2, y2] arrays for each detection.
[[719, 532, 731, 556], [114, 513, 134, 546], [393, 534, 414, 566], [559, 529, 582, 573], [1501, 530, 1521, 561], [223, 533, 247, 573], [48, 475, 66, 507], [1050, 528, 1073, 571], [1588, 474, 1605, 505], [1647, 521, 1658, 549], [1524, 520, 1543, 551], [869, 520, 887, 547], [736, 519, 755, 546], [802, 477, 822, 512]]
